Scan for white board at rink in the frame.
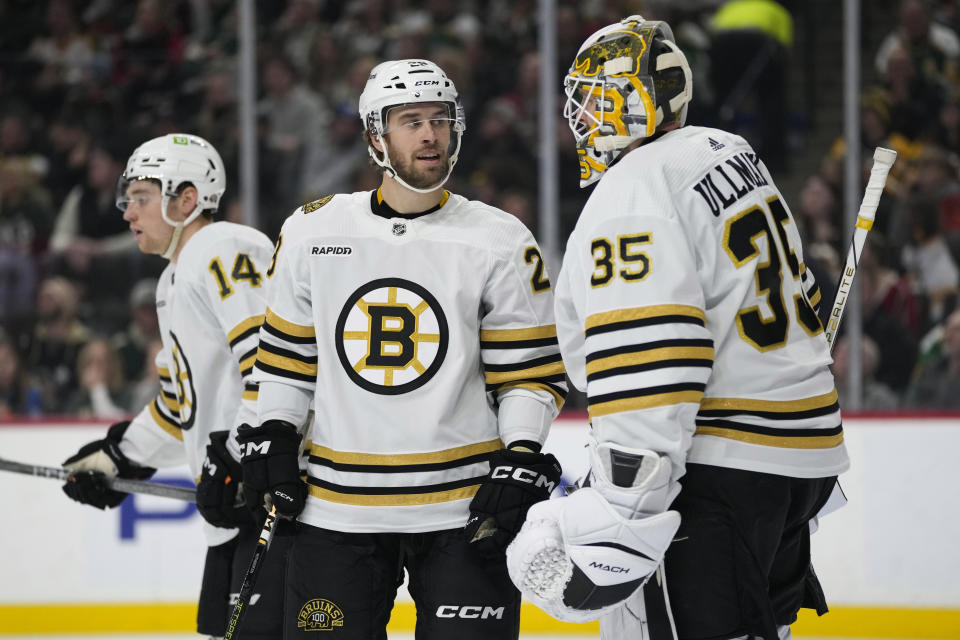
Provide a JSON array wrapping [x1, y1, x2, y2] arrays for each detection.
[[0, 416, 958, 637]]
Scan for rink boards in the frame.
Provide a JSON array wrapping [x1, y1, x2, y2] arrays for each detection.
[[0, 416, 958, 637]]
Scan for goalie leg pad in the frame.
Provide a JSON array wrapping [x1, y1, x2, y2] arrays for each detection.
[[507, 488, 680, 623]]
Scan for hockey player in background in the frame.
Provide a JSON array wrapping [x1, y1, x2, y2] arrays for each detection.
[[61, 133, 284, 639], [507, 16, 849, 640], [233, 58, 567, 639]]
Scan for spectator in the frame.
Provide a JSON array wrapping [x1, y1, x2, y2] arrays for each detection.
[[19, 276, 92, 413], [901, 195, 960, 325], [0, 157, 50, 321], [831, 335, 900, 410], [63, 337, 130, 418], [49, 138, 148, 328], [875, 0, 960, 89], [905, 308, 960, 408], [301, 100, 367, 198], [112, 277, 160, 381], [27, 0, 96, 90], [127, 337, 162, 413], [878, 43, 944, 141], [0, 335, 42, 418]]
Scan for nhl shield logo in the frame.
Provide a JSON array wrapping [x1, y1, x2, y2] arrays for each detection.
[[392, 222, 407, 236]]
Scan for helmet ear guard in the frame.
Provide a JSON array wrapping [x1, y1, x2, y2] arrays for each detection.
[[358, 59, 466, 193], [564, 15, 693, 188]]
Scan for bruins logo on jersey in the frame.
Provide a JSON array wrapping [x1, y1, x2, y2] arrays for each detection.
[[302, 195, 334, 213], [335, 278, 448, 395], [297, 598, 344, 630], [169, 332, 197, 430]]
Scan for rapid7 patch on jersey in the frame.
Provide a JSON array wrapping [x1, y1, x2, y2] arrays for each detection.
[[335, 278, 449, 394]]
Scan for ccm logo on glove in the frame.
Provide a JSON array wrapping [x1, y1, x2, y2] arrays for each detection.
[[490, 465, 558, 492], [240, 441, 271, 457]]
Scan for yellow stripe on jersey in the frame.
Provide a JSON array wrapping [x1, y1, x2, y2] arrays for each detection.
[[161, 392, 179, 413], [256, 346, 318, 377], [480, 325, 558, 342], [589, 390, 705, 418], [499, 381, 566, 410], [809, 288, 822, 308], [484, 360, 566, 385], [699, 389, 838, 413], [309, 438, 503, 466], [586, 305, 706, 331], [307, 483, 480, 506], [149, 399, 183, 441], [695, 424, 845, 449], [238, 351, 257, 374], [586, 346, 715, 377], [228, 314, 265, 345], [242, 387, 259, 402], [265, 308, 315, 338], [157, 367, 171, 381]]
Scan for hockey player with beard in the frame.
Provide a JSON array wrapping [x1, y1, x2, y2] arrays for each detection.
[[506, 16, 849, 640], [61, 134, 285, 639], [233, 58, 567, 639]]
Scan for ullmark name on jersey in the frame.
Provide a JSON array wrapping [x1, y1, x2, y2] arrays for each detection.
[[311, 245, 353, 255]]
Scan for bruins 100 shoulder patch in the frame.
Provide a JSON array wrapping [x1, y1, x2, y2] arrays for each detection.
[[302, 194, 334, 213], [335, 278, 449, 395]]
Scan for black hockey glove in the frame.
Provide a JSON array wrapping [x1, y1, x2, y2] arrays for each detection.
[[236, 420, 306, 519], [196, 430, 248, 528], [62, 421, 157, 509], [465, 448, 562, 558]]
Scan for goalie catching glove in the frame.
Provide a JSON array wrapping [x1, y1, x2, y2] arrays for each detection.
[[236, 420, 306, 519], [62, 421, 157, 509], [464, 447, 562, 557], [505, 442, 681, 622], [195, 430, 248, 527]]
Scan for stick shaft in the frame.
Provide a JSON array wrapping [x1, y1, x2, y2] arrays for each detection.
[[824, 147, 897, 351], [0, 457, 196, 502], [224, 505, 278, 640]]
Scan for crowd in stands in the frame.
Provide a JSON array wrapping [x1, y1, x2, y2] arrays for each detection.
[[0, 0, 958, 417]]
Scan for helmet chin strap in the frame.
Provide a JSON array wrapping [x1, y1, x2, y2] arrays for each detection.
[[373, 136, 456, 194], [160, 195, 202, 260]]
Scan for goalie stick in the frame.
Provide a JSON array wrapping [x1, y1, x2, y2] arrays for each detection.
[[0, 455, 196, 502], [824, 147, 898, 351], [225, 504, 278, 640]]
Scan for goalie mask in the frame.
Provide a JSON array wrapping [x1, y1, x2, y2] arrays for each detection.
[[564, 15, 693, 188], [116, 133, 226, 259], [359, 59, 466, 193]]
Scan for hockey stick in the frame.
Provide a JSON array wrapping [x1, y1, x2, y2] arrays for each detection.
[[0, 456, 196, 502], [224, 504, 278, 640], [824, 146, 898, 351]]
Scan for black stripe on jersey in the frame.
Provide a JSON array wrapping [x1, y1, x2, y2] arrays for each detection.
[[309, 451, 493, 473], [229, 325, 261, 349], [697, 402, 839, 421], [695, 418, 843, 438], [151, 398, 181, 430], [585, 315, 705, 338], [306, 474, 484, 495], [255, 360, 317, 383], [263, 320, 317, 345], [244, 382, 258, 392], [586, 339, 714, 363], [162, 389, 177, 401], [257, 339, 318, 365], [589, 382, 707, 405], [480, 336, 560, 350], [159, 373, 172, 383], [587, 358, 714, 382], [238, 345, 258, 363], [240, 366, 253, 378], [482, 352, 563, 372]]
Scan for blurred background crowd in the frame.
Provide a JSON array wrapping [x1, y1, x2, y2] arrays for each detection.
[[0, 0, 958, 418]]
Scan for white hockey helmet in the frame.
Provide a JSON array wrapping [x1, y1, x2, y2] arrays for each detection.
[[117, 133, 226, 259], [358, 59, 466, 193], [564, 15, 693, 188]]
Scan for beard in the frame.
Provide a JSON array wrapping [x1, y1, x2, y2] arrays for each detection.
[[388, 144, 449, 190]]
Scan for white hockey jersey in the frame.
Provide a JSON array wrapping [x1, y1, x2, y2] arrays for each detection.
[[254, 190, 567, 533], [119, 221, 273, 546], [555, 126, 849, 488]]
